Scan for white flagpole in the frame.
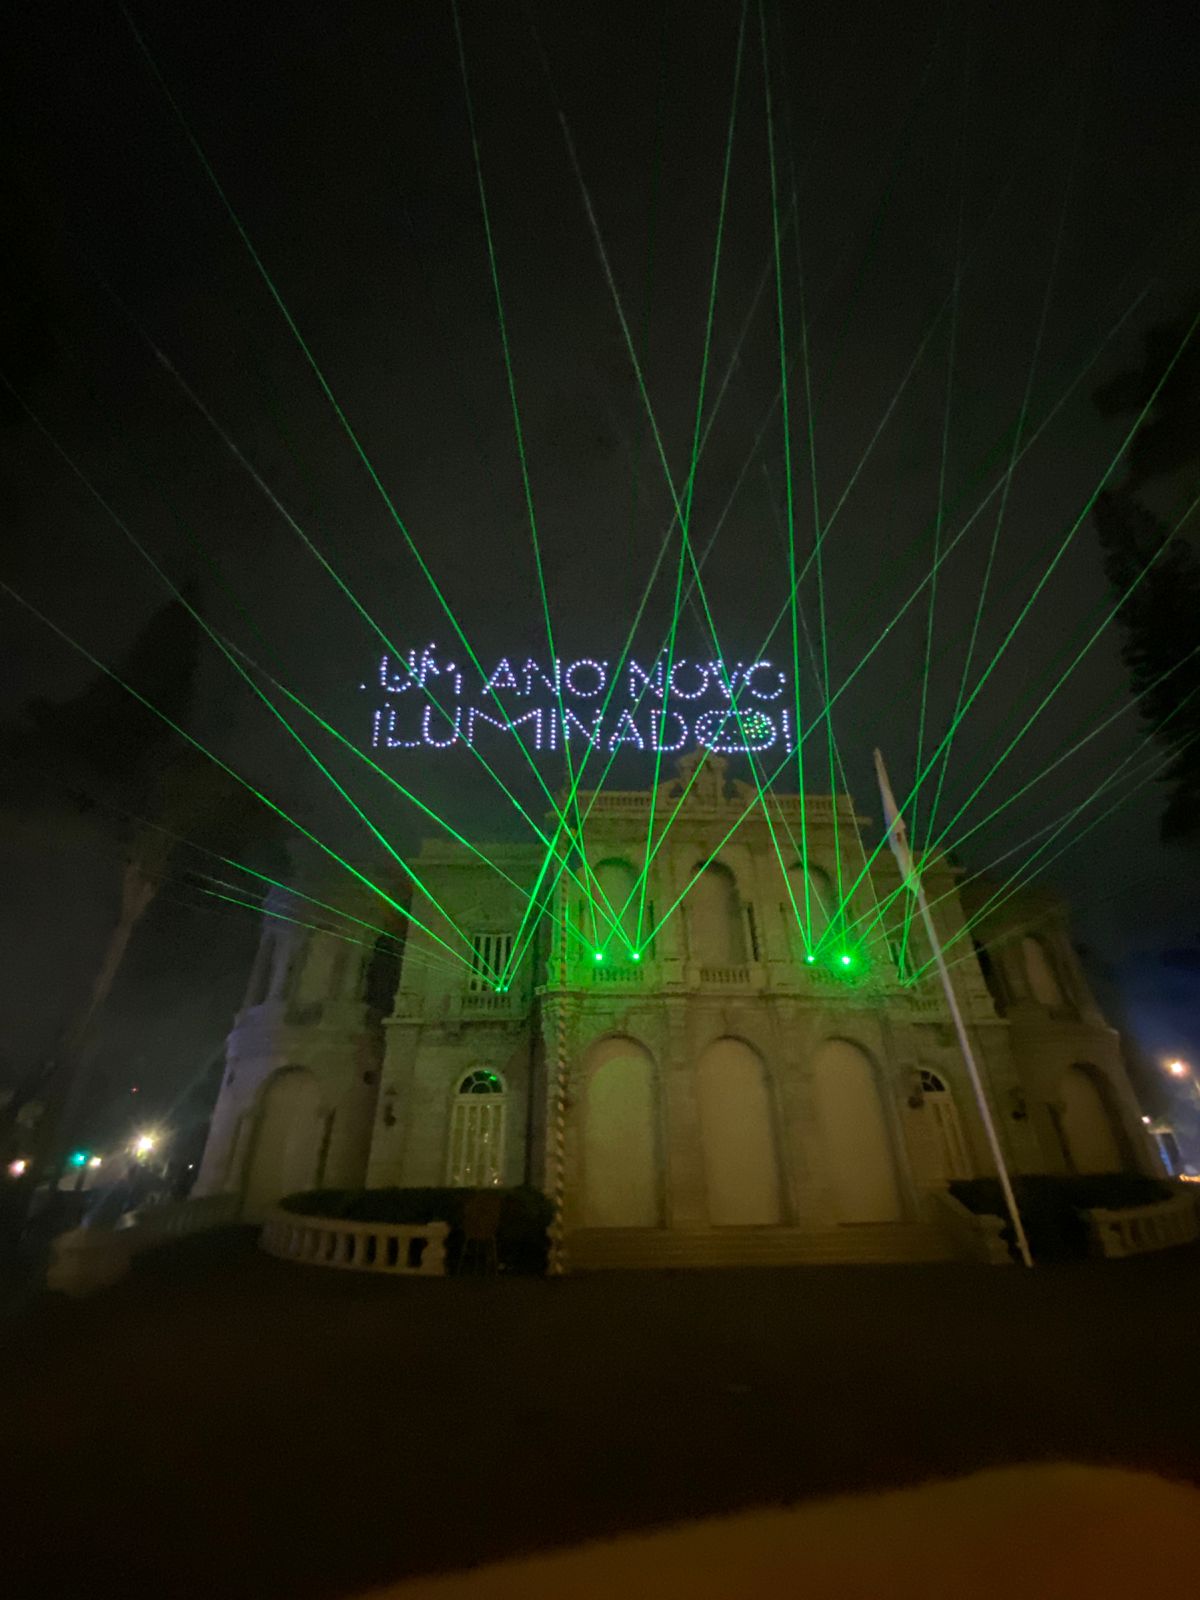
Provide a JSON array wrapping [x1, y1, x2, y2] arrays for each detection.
[[874, 749, 1034, 1269]]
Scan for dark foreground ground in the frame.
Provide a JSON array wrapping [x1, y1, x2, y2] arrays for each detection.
[[4, 1230, 1200, 1599]]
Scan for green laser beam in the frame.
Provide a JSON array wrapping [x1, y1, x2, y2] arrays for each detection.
[[122, 5, 603, 873]]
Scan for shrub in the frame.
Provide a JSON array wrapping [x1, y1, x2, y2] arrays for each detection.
[[950, 1173, 1176, 1263], [279, 1185, 553, 1275]]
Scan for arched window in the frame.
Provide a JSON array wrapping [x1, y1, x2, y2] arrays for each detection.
[[785, 861, 835, 951], [447, 1069, 507, 1187], [592, 858, 640, 949], [689, 861, 746, 966], [364, 933, 402, 1013], [1022, 937, 1065, 1009]]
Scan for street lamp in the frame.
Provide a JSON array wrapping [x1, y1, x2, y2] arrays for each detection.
[[132, 1132, 158, 1158]]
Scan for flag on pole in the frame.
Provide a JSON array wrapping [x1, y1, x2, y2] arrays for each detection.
[[873, 748, 917, 890]]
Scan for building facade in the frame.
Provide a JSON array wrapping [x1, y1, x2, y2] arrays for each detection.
[[196, 754, 1156, 1264]]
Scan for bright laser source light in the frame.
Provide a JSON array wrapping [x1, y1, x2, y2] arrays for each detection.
[[803, 954, 816, 965], [839, 953, 853, 967], [630, 951, 642, 962], [593, 951, 604, 963]]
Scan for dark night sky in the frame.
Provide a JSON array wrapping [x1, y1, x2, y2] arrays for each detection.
[[2, 1, 1199, 1129]]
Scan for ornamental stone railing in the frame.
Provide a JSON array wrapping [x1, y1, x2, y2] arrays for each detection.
[[48, 1192, 243, 1297], [1081, 1191, 1200, 1259], [260, 1210, 449, 1276], [927, 1189, 1013, 1265], [588, 963, 646, 987], [119, 1192, 242, 1242], [697, 963, 753, 988]]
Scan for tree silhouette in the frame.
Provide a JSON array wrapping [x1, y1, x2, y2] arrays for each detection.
[[1092, 304, 1200, 845], [1093, 306, 1200, 490], [1, 591, 280, 1177], [1092, 490, 1200, 843]]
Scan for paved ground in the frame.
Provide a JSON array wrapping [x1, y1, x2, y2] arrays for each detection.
[[3, 1230, 1200, 1599]]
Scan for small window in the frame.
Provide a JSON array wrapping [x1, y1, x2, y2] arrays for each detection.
[[469, 932, 514, 991]]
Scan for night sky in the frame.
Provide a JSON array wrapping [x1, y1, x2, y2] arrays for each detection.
[[3, 1, 1198, 1134]]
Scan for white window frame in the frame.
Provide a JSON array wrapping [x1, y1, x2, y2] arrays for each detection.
[[468, 931, 514, 992], [446, 1069, 508, 1187]]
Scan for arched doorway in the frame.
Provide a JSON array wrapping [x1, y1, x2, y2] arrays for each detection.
[[697, 1039, 782, 1224], [688, 861, 746, 966], [581, 1039, 659, 1227], [243, 1067, 323, 1218], [446, 1069, 507, 1187], [812, 1040, 903, 1222], [1058, 1064, 1123, 1173], [906, 1069, 971, 1184]]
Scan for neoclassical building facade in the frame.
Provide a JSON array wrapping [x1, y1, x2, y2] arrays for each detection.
[[196, 755, 1156, 1264]]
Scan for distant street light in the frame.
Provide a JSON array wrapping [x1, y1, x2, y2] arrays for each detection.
[[1164, 1059, 1200, 1114], [132, 1133, 158, 1158], [7, 1158, 28, 1179]]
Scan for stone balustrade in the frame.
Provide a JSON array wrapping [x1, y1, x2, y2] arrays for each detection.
[[588, 963, 645, 986], [698, 963, 753, 987], [260, 1210, 449, 1276], [48, 1192, 243, 1296], [927, 1189, 1013, 1264], [121, 1192, 241, 1242], [1082, 1191, 1200, 1259]]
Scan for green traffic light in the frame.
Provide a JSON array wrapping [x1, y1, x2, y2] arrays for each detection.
[[68, 1150, 89, 1167]]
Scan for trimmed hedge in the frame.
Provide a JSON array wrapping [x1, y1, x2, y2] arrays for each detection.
[[950, 1173, 1176, 1263], [278, 1185, 553, 1275]]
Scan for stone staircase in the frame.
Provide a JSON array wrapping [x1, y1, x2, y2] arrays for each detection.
[[566, 1221, 958, 1270]]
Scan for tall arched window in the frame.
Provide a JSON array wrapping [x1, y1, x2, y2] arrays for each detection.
[[592, 858, 640, 949], [365, 933, 402, 1013], [785, 862, 833, 948], [1022, 937, 1065, 1009], [447, 1069, 507, 1187], [688, 861, 746, 966]]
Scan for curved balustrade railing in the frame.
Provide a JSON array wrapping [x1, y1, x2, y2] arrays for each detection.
[[260, 1210, 449, 1276]]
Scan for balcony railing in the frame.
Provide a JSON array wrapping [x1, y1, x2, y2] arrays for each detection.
[[588, 963, 646, 986], [698, 963, 752, 987]]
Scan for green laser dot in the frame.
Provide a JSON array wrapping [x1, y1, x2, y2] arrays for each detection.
[[630, 950, 642, 961], [839, 953, 853, 967], [803, 954, 816, 964], [593, 951, 604, 962]]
